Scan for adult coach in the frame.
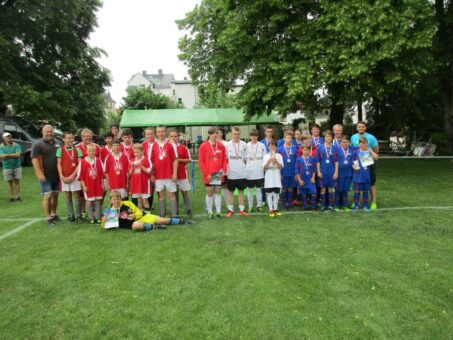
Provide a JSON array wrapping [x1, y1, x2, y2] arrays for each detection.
[[31, 125, 61, 224], [0, 132, 22, 202], [351, 121, 379, 210]]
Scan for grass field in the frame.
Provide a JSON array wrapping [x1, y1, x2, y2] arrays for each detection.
[[0, 159, 452, 339]]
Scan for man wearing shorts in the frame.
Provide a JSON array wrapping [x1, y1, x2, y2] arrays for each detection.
[[150, 125, 178, 217], [31, 125, 61, 225], [225, 126, 250, 217], [351, 121, 379, 210], [0, 132, 22, 202]]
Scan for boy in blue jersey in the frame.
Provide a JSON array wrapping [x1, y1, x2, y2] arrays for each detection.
[[295, 145, 317, 210], [352, 137, 379, 212], [316, 130, 338, 211], [335, 135, 353, 210], [277, 127, 294, 148], [277, 132, 297, 209], [311, 124, 324, 151], [260, 125, 275, 154]]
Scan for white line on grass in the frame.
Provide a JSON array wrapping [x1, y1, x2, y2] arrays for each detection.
[[0, 219, 40, 242]]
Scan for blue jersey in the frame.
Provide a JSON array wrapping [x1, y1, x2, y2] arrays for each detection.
[[294, 140, 304, 151], [337, 147, 353, 178], [352, 150, 371, 184], [277, 138, 296, 148], [311, 136, 324, 148], [316, 144, 337, 177], [260, 138, 271, 153], [277, 145, 297, 177], [295, 156, 317, 184], [332, 138, 342, 149]]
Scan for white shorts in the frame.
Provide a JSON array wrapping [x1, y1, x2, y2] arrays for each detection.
[[155, 179, 177, 193], [131, 193, 151, 199], [3, 167, 22, 181], [176, 179, 191, 191], [61, 179, 82, 192], [110, 188, 128, 199], [83, 193, 103, 202]]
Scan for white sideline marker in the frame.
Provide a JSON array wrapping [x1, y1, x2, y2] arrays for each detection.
[[0, 219, 40, 242]]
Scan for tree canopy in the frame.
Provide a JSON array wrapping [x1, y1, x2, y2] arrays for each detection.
[[121, 86, 183, 111], [178, 0, 453, 152], [0, 0, 110, 133]]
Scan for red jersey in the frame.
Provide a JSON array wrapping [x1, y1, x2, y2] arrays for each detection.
[[78, 157, 104, 198], [142, 140, 156, 161], [174, 143, 191, 179], [100, 145, 113, 164], [150, 140, 176, 180], [120, 143, 134, 164], [56, 146, 82, 177], [129, 157, 152, 195], [76, 142, 100, 159], [104, 152, 129, 190], [198, 140, 227, 185]]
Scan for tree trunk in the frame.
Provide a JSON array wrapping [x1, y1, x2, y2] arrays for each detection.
[[357, 97, 363, 122], [435, 0, 453, 152], [328, 82, 345, 126]]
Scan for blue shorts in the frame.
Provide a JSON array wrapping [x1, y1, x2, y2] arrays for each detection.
[[354, 182, 371, 192], [39, 179, 60, 194], [336, 177, 352, 193], [318, 176, 335, 189], [282, 176, 296, 189], [298, 184, 316, 195]]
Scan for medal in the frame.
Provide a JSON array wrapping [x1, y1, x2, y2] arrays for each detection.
[[116, 171, 120, 175], [213, 157, 217, 161], [312, 137, 320, 146], [250, 142, 258, 161], [342, 147, 349, 166], [113, 153, 122, 174], [325, 146, 332, 164], [326, 160, 330, 164], [232, 141, 241, 160], [285, 146, 292, 163], [64, 147, 77, 167], [71, 162, 76, 167], [88, 158, 97, 178], [210, 142, 218, 161], [287, 158, 291, 163], [302, 157, 310, 177], [306, 171, 310, 175], [158, 141, 166, 160], [159, 156, 163, 160], [122, 143, 132, 162], [344, 161, 348, 165]]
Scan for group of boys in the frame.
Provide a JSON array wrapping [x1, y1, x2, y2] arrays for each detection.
[[199, 122, 379, 218], [56, 125, 192, 224]]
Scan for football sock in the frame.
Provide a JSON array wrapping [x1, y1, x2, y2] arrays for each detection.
[[223, 188, 230, 209], [335, 191, 341, 208], [239, 205, 245, 212], [328, 191, 334, 208], [342, 192, 348, 208], [287, 190, 293, 204], [66, 197, 74, 218], [143, 223, 154, 231], [182, 191, 192, 212], [214, 193, 221, 213], [175, 189, 180, 215], [86, 202, 94, 221], [354, 192, 360, 208], [159, 200, 166, 217], [266, 193, 273, 211], [170, 199, 178, 217], [363, 191, 369, 208], [148, 194, 154, 210], [301, 193, 307, 209], [247, 188, 254, 208], [311, 193, 317, 209], [272, 192, 279, 211], [228, 205, 234, 212], [206, 195, 214, 214], [94, 200, 102, 220], [321, 192, 326, 208], [280, 191, 286, 205], [256, 188, 263, 207]]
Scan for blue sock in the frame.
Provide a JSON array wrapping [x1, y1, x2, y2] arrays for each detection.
[[280, 191, 286, 205], [354, 192, 360, 208], [143, 223, 154, 231], [328, 191, 334, 208], [342, 192, 348, 208], [169, 217, 182, 225], [287, 190, 293, 204], [363, 191, 369, 208], [321, 193, 326, 208], [335, 191, 340, 208], [301, 193, 307, 209], [311, 194, 317, 209]]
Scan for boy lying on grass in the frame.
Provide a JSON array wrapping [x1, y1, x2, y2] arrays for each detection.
[[102, 191, 194, 231]]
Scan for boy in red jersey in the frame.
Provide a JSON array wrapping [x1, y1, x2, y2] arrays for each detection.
[[169, 130, 192, 217], [100, 131, 114, 164], [104, 139, 129, 199], [79, 144, 105, 224], [56, 132, 83, 221], [120, 128, 134, 165], [129, 144, 152, 212], [150, 125, 178, 217], [199, 127, 227, 218], [141, 127, 156, 209]]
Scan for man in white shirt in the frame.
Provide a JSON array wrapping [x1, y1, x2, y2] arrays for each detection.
[[246, 129, 266, 212], [225, 126, 250, 217]]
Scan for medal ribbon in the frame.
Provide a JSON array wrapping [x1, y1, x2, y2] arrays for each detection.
[[64, 147, 76, 163]]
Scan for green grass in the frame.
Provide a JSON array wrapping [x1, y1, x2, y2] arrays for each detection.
[[0, 160, 452, 339]]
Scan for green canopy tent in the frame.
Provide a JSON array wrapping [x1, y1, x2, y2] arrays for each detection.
[[119, 108, 279, 127]]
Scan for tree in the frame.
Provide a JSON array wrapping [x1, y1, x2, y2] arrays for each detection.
[[0, 0, 110, 133], [177, 1, 435, 124], [121, 86, 182, 111]]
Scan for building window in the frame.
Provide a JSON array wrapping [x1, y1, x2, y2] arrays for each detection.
[[178, 98, 182, 104], [173, 89, 176, 96]]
